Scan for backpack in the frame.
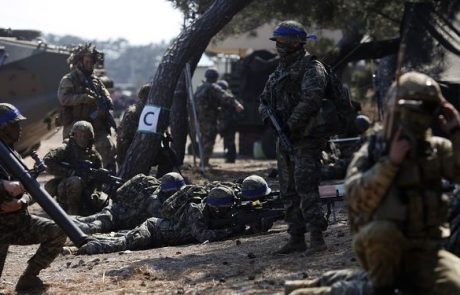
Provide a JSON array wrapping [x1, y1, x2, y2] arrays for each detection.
[[161, 185, 208, 219], [302, 56, 359, 137]]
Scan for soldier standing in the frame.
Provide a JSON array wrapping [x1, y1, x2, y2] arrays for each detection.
[[346, 72, 460, 294], [44, 121, 103, 215], [195, 69, 244, 167], [259, 20, 328, 254], [58, 44, 116, 172], [0, 103, 66, 291], [217, 79, 239, 163]]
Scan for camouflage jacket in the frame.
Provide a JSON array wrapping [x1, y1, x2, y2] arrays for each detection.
[[170, 202, 240, 243], [111, 174, 161, 226], [44, 139, 102, 180], [346, 128, 460, 238], [58, 68, 113, 136], [116, 103, 140, 165], [195, 82, 239, 125], [258, 51, 328, 144]]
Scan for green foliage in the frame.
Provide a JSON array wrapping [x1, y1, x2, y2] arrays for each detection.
[[168, 0, 404, 39], [45, 34, 168, 88]]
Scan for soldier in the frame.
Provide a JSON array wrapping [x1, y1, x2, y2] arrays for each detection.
[[346, 72, 460, 294], [0, 103, 66, 291], [259, 20, 328, 254], [44, 120, 103, 215], [58, 43, 116, 172], [240, 174, 272, 201], [77, 186, 244, 254], [216, 79, 238, 163], [72, 172, 183, 234], [116, 83, 176, 177], [195, 69, 244, 167]]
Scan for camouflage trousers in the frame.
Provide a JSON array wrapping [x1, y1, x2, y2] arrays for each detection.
[[277, 141, 327, 236], [72, 204, 151, 235], [80, 217, 185, 254], [55, 176, 106, 216], [72, 207, 115, 234], [199, 119, 218, 166], [287, 269, 371, 295], [353, 220, 460, 294], [0, 213, 66, 272]]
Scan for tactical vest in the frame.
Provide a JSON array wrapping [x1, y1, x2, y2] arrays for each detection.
[[366, 134, 448, 239]]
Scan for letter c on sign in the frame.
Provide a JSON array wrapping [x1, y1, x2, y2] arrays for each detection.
[[143, 112, 155, 126]]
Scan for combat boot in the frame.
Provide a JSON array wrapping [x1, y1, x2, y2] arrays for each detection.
[[15, 263, 44, 291], [303, 230, 327, 256], [274, 234, 306, 254]]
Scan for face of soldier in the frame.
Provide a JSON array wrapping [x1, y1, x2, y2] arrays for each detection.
[[73, 130, 93, 149], [0, 122, 21, 145], [208, 205, 233, 219], [81, 55, 94, 76], [275, 40, 302, 57]]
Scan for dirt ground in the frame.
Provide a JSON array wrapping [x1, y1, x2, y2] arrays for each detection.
[[1, 132, 358, 294]]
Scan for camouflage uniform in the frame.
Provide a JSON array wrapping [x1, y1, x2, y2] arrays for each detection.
[[78, 201, 241, 254], [71, 174, 161, 234], [346, 72, 460, 293], [259, 47, 328, 251], [44, 137, 103, 215], [286, 269, 371, 295], [195, 81, 241, 166], [0, 103, 66, 290], [58, 64, 116, 172]]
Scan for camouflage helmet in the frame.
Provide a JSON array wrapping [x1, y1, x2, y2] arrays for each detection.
[[206, 186, 235, 208], [241, 175, 271, 200], [70, 121, 94, 149], [0, 103, 26, 127], [217, 80, 229, 90], [138, 83, 151, 102], [396, 71, 444, 106], [160, 172, 186, 192], [67, 43, 103, 66], [270, 20, 312, 44], [205, 68, 219, 81]]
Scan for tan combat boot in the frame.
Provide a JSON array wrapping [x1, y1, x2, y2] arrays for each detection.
[[303, 230, 327, 256], [274, 234, 307, 255], [15, 263, 44, 291]]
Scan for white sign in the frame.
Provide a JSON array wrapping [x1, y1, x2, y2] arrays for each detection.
[[138, 105, 161, 133]]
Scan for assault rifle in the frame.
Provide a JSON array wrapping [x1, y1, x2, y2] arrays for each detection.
[[209, 195, 285, 232], [160, 132, 183, 175], [84, 78, 117, 134], [261, 99, 293, 154], [60, 160, 124, 194]]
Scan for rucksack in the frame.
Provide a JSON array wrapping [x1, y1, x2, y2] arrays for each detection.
[[302, 56, 359, 137], [161, 185, 208, 219]]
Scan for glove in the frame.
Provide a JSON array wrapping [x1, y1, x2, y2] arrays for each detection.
[[79, 94, 96, 104]]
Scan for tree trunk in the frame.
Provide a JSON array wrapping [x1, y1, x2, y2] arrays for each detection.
[[119, 0, 253, 179]]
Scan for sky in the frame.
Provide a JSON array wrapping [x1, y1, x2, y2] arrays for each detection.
[[0, 0, 184, 45]]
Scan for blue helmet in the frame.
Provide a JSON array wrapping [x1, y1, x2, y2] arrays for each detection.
[[205, 68, 219, 81], [206, 186, 235, 208], [241, 175, 271, 201], [354, 115, 371, 134], [160, 172, 186, 192], [270, 20, 315, 44], [0, 103, 26, 126]]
